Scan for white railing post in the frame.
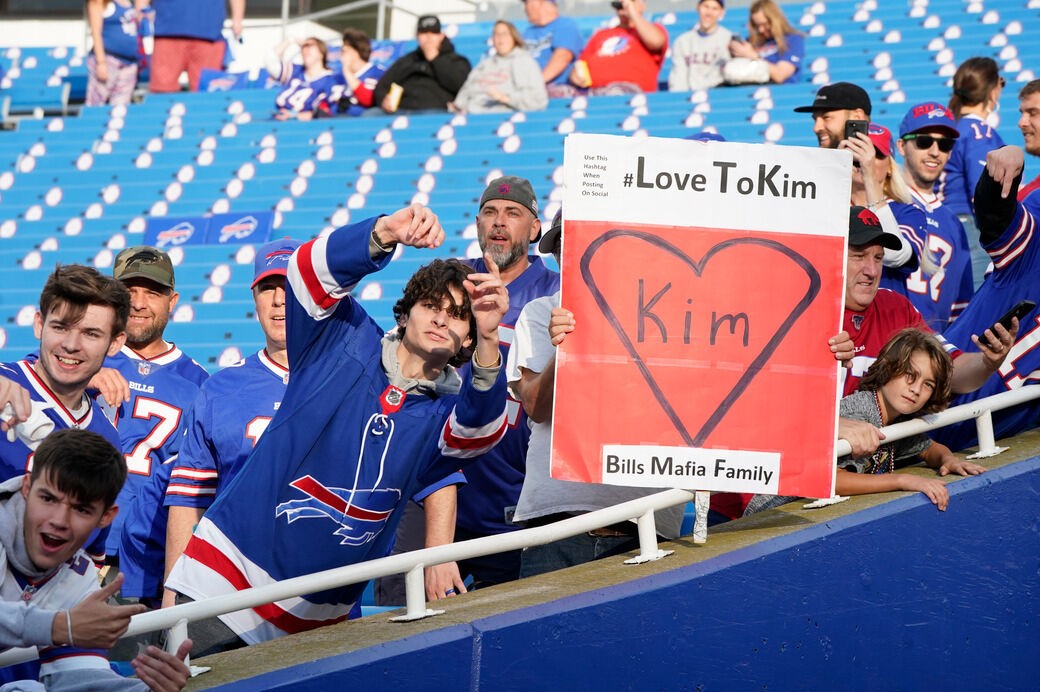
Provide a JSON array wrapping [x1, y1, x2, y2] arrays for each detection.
[[968, 408, 1009, 458], [167, 618, 189, 663], [388, 563, 444, 622], [693, 491, 710, 544], [625, 509, 673, 564]]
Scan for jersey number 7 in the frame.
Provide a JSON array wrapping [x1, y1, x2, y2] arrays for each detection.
[[125, 397, 182, 476]]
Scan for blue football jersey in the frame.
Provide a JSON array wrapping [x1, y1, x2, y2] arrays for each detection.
[[455, 257, 560, 534], [936, 191, 1040, 450], [273, 64, 344, 114], [166, 349, 288, 508], [166, 218, 508, 644], [119, 350, 285, 600], [323, 61, 385, 116], [936, 115, 1006, 216], [881, 189, 974, 331], [0, 360, 121, 564], [103, 345, 207, 556]]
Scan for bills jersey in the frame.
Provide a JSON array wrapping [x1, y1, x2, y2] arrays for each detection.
[[273, 63, 344, 114], [936, 114, 1006, 216], [840, 289, 962, 396], [166, 349, 288, 508], [881, 195, 973, 331], [102, 345, 207, 556], [321, 62, 385, 116], [455, 257, 559, 535], [0, 360, 120, 565], [1, 482, 108, 684], [166, 219, 508, 644], [935, 192, 1040, 450]]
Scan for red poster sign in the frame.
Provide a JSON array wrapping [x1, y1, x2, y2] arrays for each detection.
[[552, 221, 845, 499]]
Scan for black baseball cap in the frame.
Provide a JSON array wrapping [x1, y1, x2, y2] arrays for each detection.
[[848, 206, 900, 249], [417, 15, 441, 33], [538, 208, 563, 254], [794, 82, 872, 116]]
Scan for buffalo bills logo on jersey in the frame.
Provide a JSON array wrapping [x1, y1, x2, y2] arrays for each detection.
[[136, 360, 152, 376], [598, 36, 631, 57], [275, 475, 401, 546], [156, 222, 195, 247], [851, 314, 865, 330], [218, 216, 259, 242]]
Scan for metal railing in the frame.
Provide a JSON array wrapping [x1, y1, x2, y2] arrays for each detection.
[[1, 385, 1038, 671]]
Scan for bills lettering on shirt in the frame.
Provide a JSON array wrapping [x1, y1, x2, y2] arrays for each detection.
[[166, 220, 507, 643]]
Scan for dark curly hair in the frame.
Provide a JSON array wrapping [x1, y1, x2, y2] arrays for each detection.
[[393, 259, 477, 367], [858, 328, 953, 415]]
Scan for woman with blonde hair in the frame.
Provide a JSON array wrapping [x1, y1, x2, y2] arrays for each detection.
[[726, 0, 804, 84], [450, 20, 548, 113]]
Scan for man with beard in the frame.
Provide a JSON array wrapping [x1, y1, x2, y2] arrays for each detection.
[[793, 81, 872, 149], [375, 177, 559, 603], [0, 265, 129, 566], [88, 246, 208, 582], [1016, 80, 1040, 200]]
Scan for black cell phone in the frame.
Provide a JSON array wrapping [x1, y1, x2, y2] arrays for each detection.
[[610, 1, 623, 9], [844, 119, 869, 141], [978, 299, 1036, 348]]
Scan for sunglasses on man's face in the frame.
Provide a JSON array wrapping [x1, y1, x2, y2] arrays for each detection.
[[903, 134, 956, 153]]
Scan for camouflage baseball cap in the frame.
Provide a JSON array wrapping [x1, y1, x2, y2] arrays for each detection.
[[113, 246, 175, 290]]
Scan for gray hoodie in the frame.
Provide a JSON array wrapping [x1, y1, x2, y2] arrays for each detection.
[[453, 47, 548, 113]]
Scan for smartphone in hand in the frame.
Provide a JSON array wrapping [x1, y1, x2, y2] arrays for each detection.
[[977, 299, 1036, 349]]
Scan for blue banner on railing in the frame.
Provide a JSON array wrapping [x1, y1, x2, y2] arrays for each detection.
[[146, 217, 208, 248], [145, 212, 272, 247], [207, 212, 273, 245]]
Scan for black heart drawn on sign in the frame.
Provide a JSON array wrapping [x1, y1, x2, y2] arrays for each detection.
[[579, 228, 821, 447]]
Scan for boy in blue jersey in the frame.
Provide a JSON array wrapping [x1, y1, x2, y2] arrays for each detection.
[[120, 238, 299, 610], [0, 428, 191, 690], [934, 144, 1040, 451], [377, 176, 560, 603], [0, 265, 130, 566], [165, 204, 510, 650], [86, 246, 208, 580]]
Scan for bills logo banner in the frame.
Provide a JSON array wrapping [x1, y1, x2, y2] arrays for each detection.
[[553, 134, 851, 499], [207, 211, 273, 245], [146, 218, 207, 248]]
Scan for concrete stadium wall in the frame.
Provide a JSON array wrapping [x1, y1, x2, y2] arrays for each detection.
[[199, 454, 1040, 691]]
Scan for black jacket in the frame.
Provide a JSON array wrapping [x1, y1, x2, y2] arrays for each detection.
[[372, 37, 471, 111]]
